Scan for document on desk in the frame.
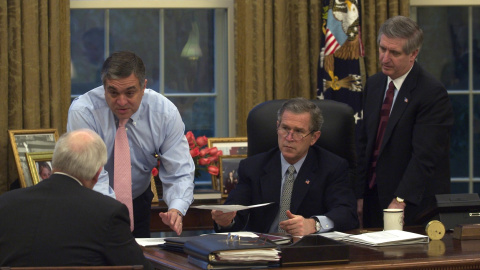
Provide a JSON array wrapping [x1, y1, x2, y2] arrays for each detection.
[[135, 238, 165, 246], [191, 202, 273, 213], [341, 230, 429, 247]]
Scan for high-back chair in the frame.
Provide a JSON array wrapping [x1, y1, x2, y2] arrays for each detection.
[[246, 99, 357, 187]]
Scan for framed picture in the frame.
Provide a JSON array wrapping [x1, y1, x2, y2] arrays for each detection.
[[219, 155, 246, 198], [208, 137, 248, 190], [26, 152, 53, 185], [8, 129, 59, 188]]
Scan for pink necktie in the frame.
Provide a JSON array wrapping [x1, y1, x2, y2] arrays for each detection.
[[114, 119, 134, 231], [369, 81, 395, 189]]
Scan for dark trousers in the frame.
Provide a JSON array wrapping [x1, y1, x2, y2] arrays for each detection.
[[362, 185, 383, 229], [132, 185, 154, 238]]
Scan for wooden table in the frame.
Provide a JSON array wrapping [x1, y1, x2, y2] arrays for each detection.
[[143, 229, 480, 270]]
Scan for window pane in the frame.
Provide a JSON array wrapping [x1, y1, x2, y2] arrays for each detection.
[[170, 96, 215, 138], [70, 10, 105, 95], [109, 9, 160, 91], [450, 95, 469, 178], [164, 9, 215, 94], [417, 7, 469, 91]]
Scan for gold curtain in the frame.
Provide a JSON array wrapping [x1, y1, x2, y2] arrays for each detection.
[[0, 0, 71, 194], [235, 0, 323, 136]]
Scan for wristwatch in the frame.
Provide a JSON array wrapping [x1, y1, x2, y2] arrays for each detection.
[[396, 197, 405, 203], [314, 218, 322, 232]]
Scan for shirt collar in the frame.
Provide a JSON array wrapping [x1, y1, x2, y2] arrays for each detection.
[[388, 64, 414, 91], [280, 151, 307, 176], [53, 172, 83, 186]]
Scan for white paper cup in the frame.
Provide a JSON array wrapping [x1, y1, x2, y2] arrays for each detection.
[[383, 209, 404, 230]]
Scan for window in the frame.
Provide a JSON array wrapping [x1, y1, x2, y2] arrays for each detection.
[[411, 1, 480, 193], [70, 0, 235, 186], [70, 0, 235, 138]]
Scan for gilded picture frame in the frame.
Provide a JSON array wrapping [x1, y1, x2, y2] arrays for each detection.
[[207, 137, 248, 190], [8, 129, 59, 188], [26, 152, 54, 185], [219, 155, 247, 198]]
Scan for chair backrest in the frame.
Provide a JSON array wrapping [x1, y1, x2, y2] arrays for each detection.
[[246, 99, 357, 186]]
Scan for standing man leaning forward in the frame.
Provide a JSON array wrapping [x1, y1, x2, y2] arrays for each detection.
[[357, 16, 454, 228], [0, 129, 152, 269], [67, 51, 195, 237], [212, 98, 358, 236]]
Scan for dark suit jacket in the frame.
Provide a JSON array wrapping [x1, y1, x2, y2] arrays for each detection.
[[0, 174, 152, 269], [215, 145, 359, 233], [357, 62, 454, 225]]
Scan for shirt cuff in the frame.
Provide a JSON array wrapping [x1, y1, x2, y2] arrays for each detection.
[[313, 215, 334, 233], [168, 199, 190, 216]]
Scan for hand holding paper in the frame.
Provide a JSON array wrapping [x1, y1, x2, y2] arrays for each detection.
[[211, 209, 237, 227]]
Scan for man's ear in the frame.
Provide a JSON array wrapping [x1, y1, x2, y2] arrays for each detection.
[[310, 131, 321, 146], [90, 167, 102, 188]]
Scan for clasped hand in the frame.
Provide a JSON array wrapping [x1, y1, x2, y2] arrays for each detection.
[[279, 210, 316, 236]]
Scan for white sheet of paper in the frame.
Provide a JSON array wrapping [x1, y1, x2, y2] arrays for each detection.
[[211, 231, 259, 238], [135, 238, 165, 246], [318, 231, 352, 240], [191, 202, 274, 213]]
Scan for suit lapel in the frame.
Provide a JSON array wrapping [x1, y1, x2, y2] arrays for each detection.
[[380, 63, 418, 152], [367, 77, 389, 144], [259, 153, 283, 205]]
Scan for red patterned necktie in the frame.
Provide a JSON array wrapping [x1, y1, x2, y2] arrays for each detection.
[[368, 81, 395, 189], [114, 118, 134, 231]]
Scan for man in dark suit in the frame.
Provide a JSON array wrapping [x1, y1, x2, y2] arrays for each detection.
[[356, 16, 454, 228], [0, 129, 152, 269], [212, 98, 358, 235]]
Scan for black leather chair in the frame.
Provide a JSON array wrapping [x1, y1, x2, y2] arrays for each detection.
[[246, 99, 357, 187]]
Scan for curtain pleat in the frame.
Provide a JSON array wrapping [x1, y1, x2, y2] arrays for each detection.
[[1, 0, 70, 194], [361, 0, 410, 77], [235, 0, 322, 136]]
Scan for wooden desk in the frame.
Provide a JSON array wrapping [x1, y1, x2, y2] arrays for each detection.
[[150, 200, 221, 232], [143, 230, 480, 270]]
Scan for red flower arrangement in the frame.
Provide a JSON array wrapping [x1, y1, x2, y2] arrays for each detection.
[[151, 131, 222, 179], [185, 131, 221, 178]]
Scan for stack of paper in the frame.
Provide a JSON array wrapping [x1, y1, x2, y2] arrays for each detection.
[[341, 230, 429, 247]]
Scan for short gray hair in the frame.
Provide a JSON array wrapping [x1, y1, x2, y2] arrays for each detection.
[[52, 129, 107, 181], [277, 97, 324, 131], [101, 51, 146, 88], [377, 16, 423, 55]]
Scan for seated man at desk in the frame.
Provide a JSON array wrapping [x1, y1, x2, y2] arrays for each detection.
[[0, 129, 152, 269], [212, 98, 358, 236]]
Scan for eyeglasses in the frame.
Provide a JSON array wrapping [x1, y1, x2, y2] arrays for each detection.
[[277, 127, 315, 141]]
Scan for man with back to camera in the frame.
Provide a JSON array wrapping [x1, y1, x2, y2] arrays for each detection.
[[211, 98, 358, 235], [0, 129, 152, 269], [356, 16, 454, 228], [67, 51, 195, 237]]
